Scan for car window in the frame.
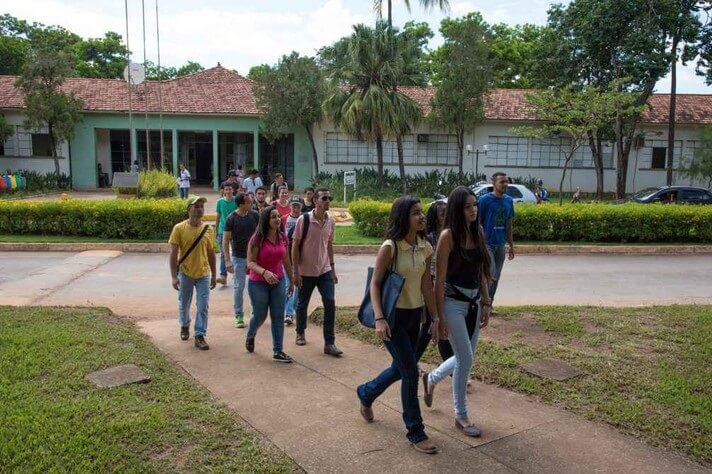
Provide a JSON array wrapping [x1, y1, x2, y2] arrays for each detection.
[[680, 189, 710, 202], [506, 187, 523, 199], [474, 186, 491, 198]]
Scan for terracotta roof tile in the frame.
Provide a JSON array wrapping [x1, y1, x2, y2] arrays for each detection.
[[1, 69, 710, 124]]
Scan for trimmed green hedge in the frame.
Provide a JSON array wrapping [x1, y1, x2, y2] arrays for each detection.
[[0, 199, 188, 240], [349, 199, 712, 242]]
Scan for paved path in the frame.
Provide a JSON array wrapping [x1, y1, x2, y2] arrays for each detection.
[[1, 250, 709, 473]]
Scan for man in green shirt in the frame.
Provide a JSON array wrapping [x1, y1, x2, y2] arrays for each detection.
[[215, 183, 237, 285]]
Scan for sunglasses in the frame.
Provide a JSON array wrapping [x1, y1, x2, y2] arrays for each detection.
[[320, 196, 333, 202]]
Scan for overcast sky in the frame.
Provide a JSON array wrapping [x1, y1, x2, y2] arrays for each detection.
[[3, 0, 710, 93]]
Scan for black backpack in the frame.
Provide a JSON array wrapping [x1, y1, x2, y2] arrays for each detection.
[[287, 212, 310, 256]]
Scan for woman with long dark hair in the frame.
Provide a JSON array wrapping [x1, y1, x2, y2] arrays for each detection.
[[356, 196, 440, 454], [245, 206, 295, 363], [422, 186, 492, 437]]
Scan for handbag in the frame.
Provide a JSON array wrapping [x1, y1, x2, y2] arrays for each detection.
[[357, 240, 405, 329]]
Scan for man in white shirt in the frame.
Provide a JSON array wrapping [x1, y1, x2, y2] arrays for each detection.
[[243, 168, 263, 195]]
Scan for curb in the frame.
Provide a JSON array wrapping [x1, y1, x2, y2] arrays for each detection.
[[2, 242, 712, 255]]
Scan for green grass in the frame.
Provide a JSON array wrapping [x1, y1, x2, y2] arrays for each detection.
[[0, 234, 164, 243], [333, 225, 382, 245], [310, 305, 712, 464], [0, 306, 299, 472]]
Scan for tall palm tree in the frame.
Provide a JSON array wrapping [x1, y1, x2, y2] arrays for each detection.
[[323, 24, 422, 185], [372, 0, 448, 191]]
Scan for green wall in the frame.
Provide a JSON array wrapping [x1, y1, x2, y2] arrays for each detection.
[[70, 112, 312, 190]]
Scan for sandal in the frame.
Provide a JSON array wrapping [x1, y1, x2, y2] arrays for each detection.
[[455, 419, 482, 437], [422, 372, 433, 407]]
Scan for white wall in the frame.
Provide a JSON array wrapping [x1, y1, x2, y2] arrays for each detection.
[[0, 110, 70, 175], [312, 118, 708, 193]]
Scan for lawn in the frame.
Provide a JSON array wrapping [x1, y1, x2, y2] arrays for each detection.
[[0, 306, 299, 472], [333, 225, 381, 245], [310, 305, 712, 465]]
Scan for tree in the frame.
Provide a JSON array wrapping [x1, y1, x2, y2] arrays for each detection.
[[72, 31, 128, 79], [657, 0, 708, 186], [322, 23, 422, 185], [252, 52, 328, 176], [679, 125, 712, 187], [489, 23, 548, 88], [145, 60, 204, 80], [429, 13, 493, 178], [0, 114, 14, 143], [515, 85, 639, 205], [373, 0, 450, 27], [15, 49, 83, 176], [537, 0, 671, 199]]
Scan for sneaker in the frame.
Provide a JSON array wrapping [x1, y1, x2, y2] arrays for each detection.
[[235, 315, 245, 328], [295, 333, 306, 346], [194, 336, 209, 350], [245, 337, 255, 353], [273, 351, 293, 363], [180, 325, 189, 341], [285, 315, 294, 326]]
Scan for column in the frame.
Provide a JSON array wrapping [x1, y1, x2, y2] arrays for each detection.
[[212, 129, 219, 191], [253, 128, 260, 171], [130, 126, 138, 170], [172, 129, 178, 175]]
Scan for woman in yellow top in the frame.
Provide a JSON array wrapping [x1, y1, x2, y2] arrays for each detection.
[[356, 196, 440, 455]]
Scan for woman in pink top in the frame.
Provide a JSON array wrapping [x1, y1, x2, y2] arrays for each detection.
[[246, 206, 295, 363]]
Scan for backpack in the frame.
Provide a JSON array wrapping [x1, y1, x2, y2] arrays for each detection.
[[287, 212, 310, 256]]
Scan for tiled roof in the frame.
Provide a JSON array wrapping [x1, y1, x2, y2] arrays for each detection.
[[0, 65, 259, 115], [398, 86, 712, 124], [1, 67, 710, 124]]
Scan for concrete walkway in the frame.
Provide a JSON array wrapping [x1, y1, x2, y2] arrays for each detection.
[[0, 250, 709, 473]]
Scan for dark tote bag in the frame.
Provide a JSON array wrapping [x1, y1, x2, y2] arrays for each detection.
[[357, 240, 405, 329]]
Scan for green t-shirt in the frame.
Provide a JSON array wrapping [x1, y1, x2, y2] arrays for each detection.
[[216, 197, 237, 233]]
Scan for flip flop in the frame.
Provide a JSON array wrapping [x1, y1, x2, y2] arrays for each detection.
[[422, 372, 433, 408], [455, 419, 482, 437]]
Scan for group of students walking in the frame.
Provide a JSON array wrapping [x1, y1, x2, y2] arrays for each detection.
[[168, 171, 516, 454]]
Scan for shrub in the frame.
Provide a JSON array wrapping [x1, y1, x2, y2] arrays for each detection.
[[0, 199, 188, 239], [349, 200, 712, 242], [137, 169, 177, 199], [2, 170, 71, 193]]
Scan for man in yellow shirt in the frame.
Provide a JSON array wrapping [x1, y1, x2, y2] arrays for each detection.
[[169, 195, 217, 350]]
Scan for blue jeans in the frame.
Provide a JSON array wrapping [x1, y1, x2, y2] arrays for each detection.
[[296, 271, 336, 344], [247, 278, 287, 353], [488, 244, 506, 303], [231, 256, 248, 317], [429, 298, 481, 419], [179, 187, 189, 198], [177, 272, 210, 337], [357, 307, 427, 444], [217, 233, 226, 277], [285, 273, 298, 316]]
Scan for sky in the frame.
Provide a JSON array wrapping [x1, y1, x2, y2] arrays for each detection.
[[2, 0, 710, 93]]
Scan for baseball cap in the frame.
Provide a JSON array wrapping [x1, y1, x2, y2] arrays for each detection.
[[186, 195, 207, 208], [227, 169, 236, 177], [289, 196, 303, 205]]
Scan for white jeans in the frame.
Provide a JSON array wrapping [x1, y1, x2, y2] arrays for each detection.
[[428, 297, 481, 419]]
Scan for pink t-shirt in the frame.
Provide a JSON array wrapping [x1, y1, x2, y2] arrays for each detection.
[[275, 201, 291, 218], [248, 233, 287, 282], [293, 210, 335, 277]]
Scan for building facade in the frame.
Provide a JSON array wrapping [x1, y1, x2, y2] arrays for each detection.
[[1, 69, 710, 193]]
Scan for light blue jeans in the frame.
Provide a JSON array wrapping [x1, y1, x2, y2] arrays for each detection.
[[247, 277, 287, 353], [284, 273, 298, 316], [231, 256, 248, 317], [216, 233, 226, 277], [178, 272, 210, 337], [428, 297, 481, 420]]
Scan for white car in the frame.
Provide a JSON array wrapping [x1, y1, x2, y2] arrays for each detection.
[[470, 183, 538, 203]]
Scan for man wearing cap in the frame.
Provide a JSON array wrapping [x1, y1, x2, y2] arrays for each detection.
[[169, 195, 217, 350], [283, 195, 303, 326]]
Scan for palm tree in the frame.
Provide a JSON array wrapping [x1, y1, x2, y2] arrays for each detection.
[[323, 24, 422, 186], [373, 0, 450, 27]]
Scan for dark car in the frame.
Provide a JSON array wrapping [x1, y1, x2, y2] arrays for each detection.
[[616, 186, 712, 204]]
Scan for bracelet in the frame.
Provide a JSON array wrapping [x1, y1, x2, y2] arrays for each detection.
[[261, 269, 266, 276], [375, 317, 386, 322], [482, 301, 492, 307]]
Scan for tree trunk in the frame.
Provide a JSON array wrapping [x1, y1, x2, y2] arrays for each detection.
[[559, 150, 576, 206], [396, 134, 406, 194], [305, 124, 319, 176], [48, 123, 60, 177], [376, 132, 384, 185], [588, 130, 604, 200], [457, 131, 464, 178], [387, 0, 392, 27], [666, 34, 679, 186]]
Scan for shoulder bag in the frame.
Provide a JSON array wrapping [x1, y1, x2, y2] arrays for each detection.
[[357, 240, 405, 329]]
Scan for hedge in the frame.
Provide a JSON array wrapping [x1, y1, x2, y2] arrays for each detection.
[[0, 199, 188, 240], [349, 199, 712, 243]]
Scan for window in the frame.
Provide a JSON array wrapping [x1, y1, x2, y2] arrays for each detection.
[[506, 187, 523, 199], [31, 133, 53, 156], [488, 136, 528, 166], [651, 147, 666, 169], [325, 132, 373, 164], [680, 189, 712, 203], [415, 134, 457, 165], [0, 143, 4, 155]]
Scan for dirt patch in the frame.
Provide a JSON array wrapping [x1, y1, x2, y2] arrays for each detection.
[[482, 312, 555, 347]]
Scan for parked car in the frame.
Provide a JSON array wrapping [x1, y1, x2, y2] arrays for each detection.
[[614, 186, 712, 205], [470, 183, 538, 203]]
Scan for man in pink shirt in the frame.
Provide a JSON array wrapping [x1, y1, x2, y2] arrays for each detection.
[[291, 187, 342, 356]]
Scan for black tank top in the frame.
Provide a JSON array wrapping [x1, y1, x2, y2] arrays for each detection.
[[446, 247, 482, 290]]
